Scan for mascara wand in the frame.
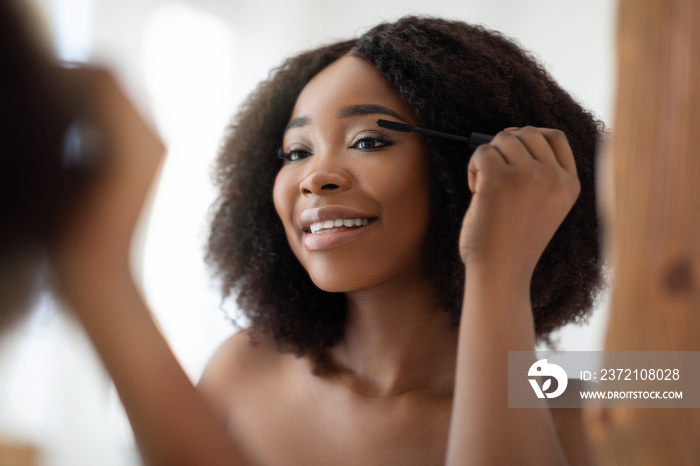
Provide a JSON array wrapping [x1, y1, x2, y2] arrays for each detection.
[[376, 119, 493, 151]]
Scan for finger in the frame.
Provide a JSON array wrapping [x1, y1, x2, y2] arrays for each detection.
[[510, 126, 558, 165], [539, 128, 577, 173], [487, 130, 533, 166], [467, 144, 508, 193]]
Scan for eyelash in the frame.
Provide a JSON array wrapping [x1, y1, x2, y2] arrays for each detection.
[[277, 132, 393, 162]]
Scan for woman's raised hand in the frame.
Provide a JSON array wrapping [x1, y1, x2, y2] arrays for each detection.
[[48, 68, 246, 466], [51, 67, 165, 298], [449, 127, 579, 466], [458, 126, 580, 281]]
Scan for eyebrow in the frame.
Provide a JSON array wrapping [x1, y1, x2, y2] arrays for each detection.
[[338, 104, 408, 122], [283, 104, 409, 134], [284, 115, 310, 133]]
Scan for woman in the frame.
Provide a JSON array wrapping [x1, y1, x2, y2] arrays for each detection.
[[7, 9, 602, 464], [199, 16, 602, 466]]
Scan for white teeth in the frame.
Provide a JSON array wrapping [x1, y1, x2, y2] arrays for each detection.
[[309, 218, 372, 234]]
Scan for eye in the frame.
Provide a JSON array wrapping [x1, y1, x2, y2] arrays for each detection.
[[278, 147, 312, 162], [350, 132, 393, 151]]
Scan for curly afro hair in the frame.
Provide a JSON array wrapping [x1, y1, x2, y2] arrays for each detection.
[[1, 0, 84, 329], [207, 16, 603, 363]]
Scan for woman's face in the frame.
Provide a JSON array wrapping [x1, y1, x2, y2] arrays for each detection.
[[273, 55, 432, 293]]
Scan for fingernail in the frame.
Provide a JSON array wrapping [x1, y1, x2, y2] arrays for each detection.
[[504, 127, 519, 133]]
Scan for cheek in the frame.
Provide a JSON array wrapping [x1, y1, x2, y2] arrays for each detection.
[[359, 154, 433, 270], [273, 171, 299, 242], [375, 156, 431, 226], [272, 172, 286, 218], [273, 172, 312, 276], [399, 159, 433, 250]]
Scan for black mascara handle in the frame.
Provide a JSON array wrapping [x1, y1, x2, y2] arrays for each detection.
[[468, 132, 493, 150]]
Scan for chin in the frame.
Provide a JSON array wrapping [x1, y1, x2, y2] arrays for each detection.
[[307, 272, 366, 294]]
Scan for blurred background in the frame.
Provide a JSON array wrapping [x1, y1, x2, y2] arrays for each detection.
[[0, 0, 615, 464]]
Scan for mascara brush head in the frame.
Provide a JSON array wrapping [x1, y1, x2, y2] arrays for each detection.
[[376, 119, 493, 148], [376, 119, 414, 132]]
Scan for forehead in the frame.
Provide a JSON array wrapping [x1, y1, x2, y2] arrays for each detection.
[[290, 55, 417, 123]]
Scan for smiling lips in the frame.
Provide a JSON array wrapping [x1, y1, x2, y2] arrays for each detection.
[[300, 208, 377, 250], [309, 218, 370, 234], [303, 219, 375, 250]]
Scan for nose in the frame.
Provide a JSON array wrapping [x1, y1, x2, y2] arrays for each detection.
[[299, 153, 352, 196]]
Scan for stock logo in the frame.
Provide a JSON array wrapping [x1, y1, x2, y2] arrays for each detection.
[[528, 359, 568, 399]]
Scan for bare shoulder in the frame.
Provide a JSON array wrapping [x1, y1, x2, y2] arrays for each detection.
[[197, 329, 286, 412]]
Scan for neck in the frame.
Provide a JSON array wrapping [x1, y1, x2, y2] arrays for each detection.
[[326, 277, 458, 398]]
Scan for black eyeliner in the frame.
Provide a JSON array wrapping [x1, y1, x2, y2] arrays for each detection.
[[278, 130, 394, 160]]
